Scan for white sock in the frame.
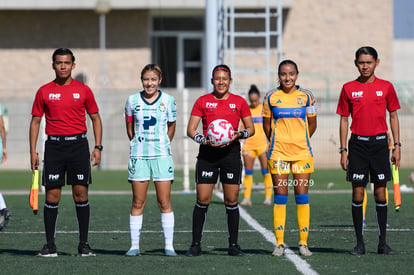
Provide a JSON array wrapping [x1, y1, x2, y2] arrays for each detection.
[[0, 192, 6, 209], [161, 212, 175, 251], [129, 214, 143, 250]]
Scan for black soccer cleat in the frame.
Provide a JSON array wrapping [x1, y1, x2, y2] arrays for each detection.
[[37, 243, 58, 257], [185, 243, 202, 257], [0, 208, 12, 231], [228, 244, 244, 256], [378, 243, 395, 255], [350, 243, 365, 255], [78, 242, 96, 257]]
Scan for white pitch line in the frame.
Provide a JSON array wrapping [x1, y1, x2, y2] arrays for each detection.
[[1, 229, 258, 234], [4, 227, 413, 235], [214, 191, 318, 275]]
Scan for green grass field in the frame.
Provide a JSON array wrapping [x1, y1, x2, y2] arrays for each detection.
[[0, 169, 413, 274]]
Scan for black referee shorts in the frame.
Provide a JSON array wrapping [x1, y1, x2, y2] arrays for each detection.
[[43, 133, 92, 187], [195, 142, 242, 184], [347, 133, 391, 185]]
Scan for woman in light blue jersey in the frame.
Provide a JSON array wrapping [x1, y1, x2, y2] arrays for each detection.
[[124, 64, 177, 257]]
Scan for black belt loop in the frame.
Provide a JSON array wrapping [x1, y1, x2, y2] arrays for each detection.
[[48, 132, 87, 142]]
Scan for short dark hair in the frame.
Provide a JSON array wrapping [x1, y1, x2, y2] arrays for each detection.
[[211, 64, 232, 79], [52, 48, 75, 63], [278, 59, 299, 75], [355, 46, 378, 60], [248, 84, 260, 96]]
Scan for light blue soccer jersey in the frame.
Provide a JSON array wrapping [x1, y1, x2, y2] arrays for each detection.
[[125, 91, 176, 158]]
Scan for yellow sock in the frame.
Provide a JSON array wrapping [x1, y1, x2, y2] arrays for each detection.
[[264, 173, 273, 200], [297, 204, 310, 246], [386, 187, 389, 204], [362, 187, 367, 221], [243, 175, 253, 199], [273, 204, 286, 246]]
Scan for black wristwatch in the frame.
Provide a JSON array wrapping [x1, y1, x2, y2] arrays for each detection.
[[338, 147, 347, 153], [394, 142, 401, 147], [95, 145, 103, 151]]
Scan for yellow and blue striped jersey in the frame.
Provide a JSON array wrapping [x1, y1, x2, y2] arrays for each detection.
[[262, 86, 316, 161]]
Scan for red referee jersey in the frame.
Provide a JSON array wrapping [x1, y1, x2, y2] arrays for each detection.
[[191, 92, 251, 134], [336, 77, 400, 136], [31, 79, 99, 135]]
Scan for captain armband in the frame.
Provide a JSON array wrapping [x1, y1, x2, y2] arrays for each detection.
[[239, 129, 250, 139], [306, 105, 317, 115], [193, 133, 207, 144]]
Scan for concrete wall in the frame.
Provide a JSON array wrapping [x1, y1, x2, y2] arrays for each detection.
[[283, 0, 393, 96], [0, 0, 294, 10], [0, 10, 151, 100], [393, 39, 414, 81]]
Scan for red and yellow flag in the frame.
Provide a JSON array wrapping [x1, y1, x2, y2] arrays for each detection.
[[29, 169, 39, 215]]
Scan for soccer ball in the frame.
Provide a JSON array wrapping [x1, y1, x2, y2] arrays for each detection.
[[207, 119, 234, 145]]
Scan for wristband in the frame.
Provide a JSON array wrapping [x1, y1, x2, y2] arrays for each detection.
[[193, 134, 207, 144], [338, 147, 347, 153], [239, 129, 250, 139], [394, 142, 401, 147]]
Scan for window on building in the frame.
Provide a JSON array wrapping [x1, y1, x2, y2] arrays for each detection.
[[152, 16, 204, 88]]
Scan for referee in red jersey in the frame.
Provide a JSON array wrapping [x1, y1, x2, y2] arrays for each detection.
[[29, 48, 103, 257], [336, 46, 400, 255], [185, 65, 254, 257]]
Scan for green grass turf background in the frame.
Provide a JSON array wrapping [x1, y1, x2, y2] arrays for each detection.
[[0, 169, 413, 274]]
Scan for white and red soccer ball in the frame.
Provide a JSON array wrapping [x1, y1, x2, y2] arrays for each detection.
[[207, 119, 234, 145]]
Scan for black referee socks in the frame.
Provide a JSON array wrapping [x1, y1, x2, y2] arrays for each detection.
[[351, 200, 364, 245], [75, 200, 90, 244], [225, 203, 240, 246]]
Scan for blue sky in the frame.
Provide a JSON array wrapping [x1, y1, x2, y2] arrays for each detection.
[[394, 0, 414, 38]]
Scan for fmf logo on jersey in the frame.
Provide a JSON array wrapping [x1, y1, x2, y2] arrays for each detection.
[[206, 102, 218, 109], [229, 104, 236, 110], [352, 91, 363, 98], [73, 93, 80, 99], [376, 91, 383, 96], [49, 93, 61, 100]]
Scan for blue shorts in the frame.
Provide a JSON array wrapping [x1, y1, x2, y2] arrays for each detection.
[[128, 156, 174, 182]]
